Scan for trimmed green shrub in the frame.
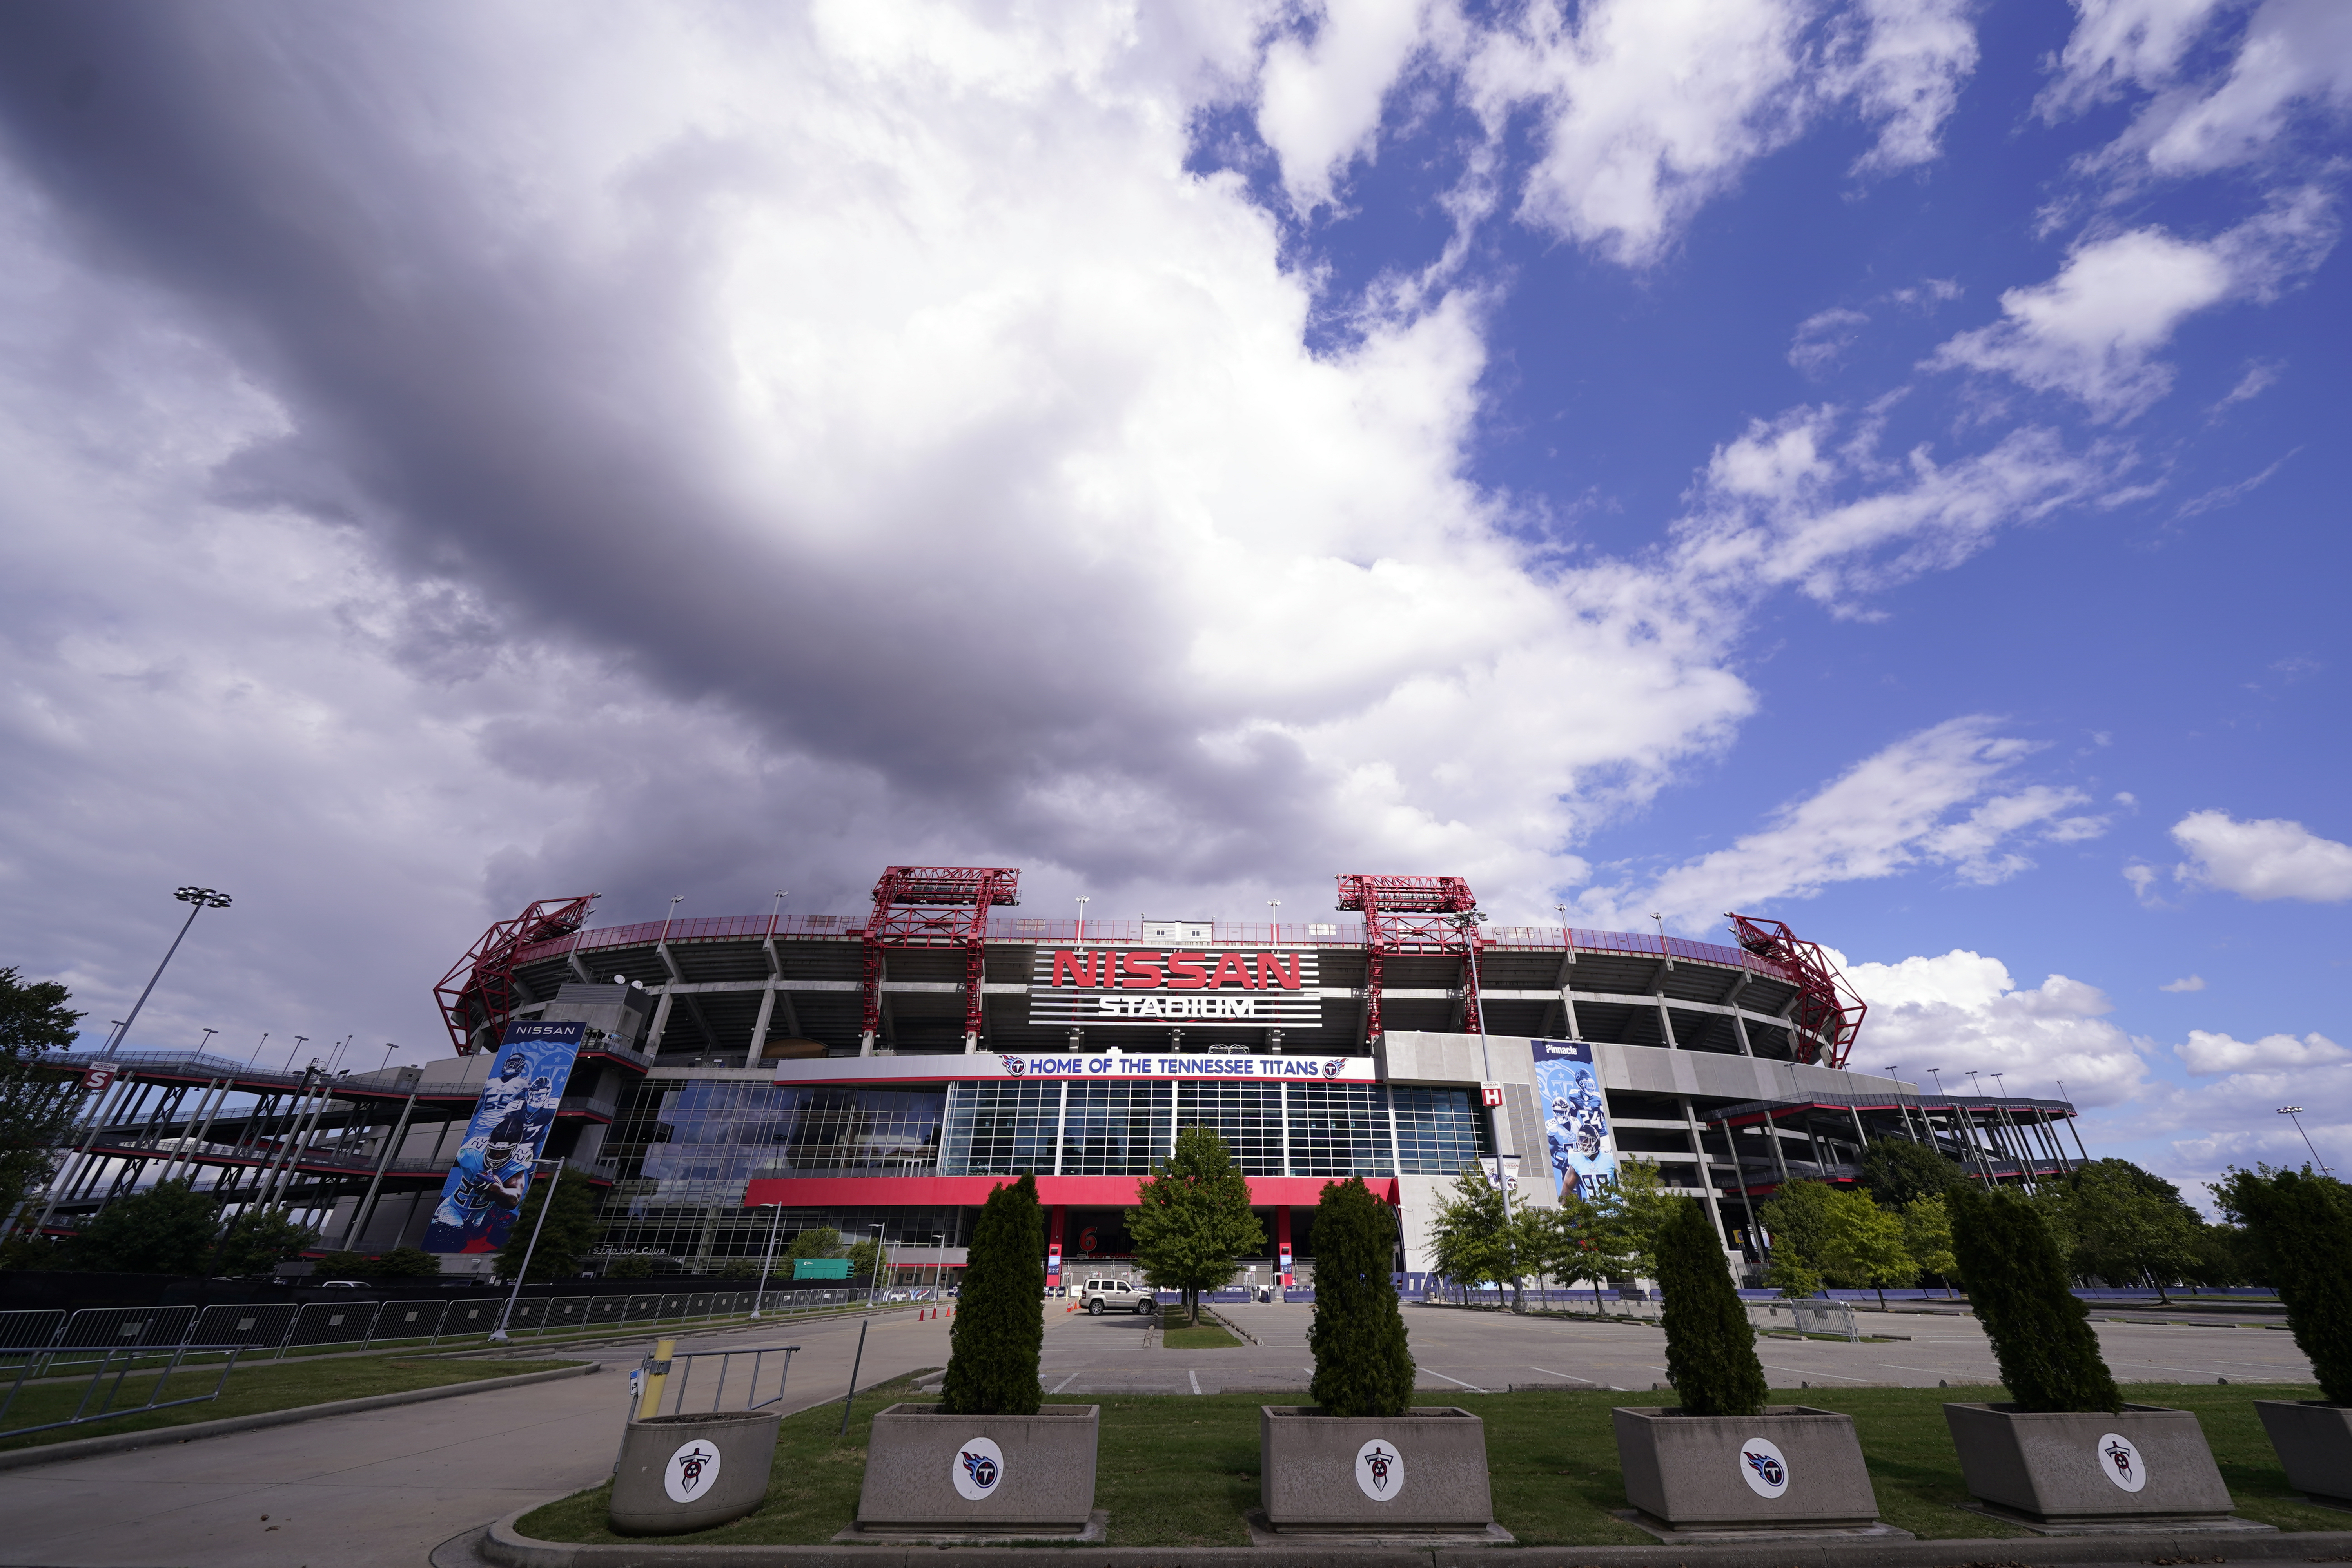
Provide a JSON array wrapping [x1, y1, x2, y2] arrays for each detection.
[[1307, 1176, 1415, 1417], [939, 1172, 1045, 1416], [606, 1253, 657, 1278], [69, 1180, 221, 1274], [2215, 1165, 2352, 1404], [1656, 1196, 1766, 1418], [1949, 1186, 2120, 1413]]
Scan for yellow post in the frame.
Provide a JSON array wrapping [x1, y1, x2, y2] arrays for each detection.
[[636, 1337, 675, 1419]]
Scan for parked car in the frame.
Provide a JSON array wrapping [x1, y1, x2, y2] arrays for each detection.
[[319, 1279, 369, 1289], [1080, 1276, 1152, 1315]]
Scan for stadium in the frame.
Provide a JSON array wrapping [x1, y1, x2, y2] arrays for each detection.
[[33, 866, 2092, 1285]]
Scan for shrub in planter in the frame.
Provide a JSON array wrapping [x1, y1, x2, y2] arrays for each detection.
[[1942, 1188, 2235, 1528], [856, 1173, 1098, 1537], [2217, 1165, 2352, 1507], [1611, 1198, 1884, 1535], [1259, 1177, 1490, 1535]]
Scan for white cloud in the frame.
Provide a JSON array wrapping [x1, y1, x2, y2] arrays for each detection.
[[2175, 1028, 2349, 1073], [2038, 0, 2232, 117], [2159, 974, 2205, 991], [2131, 0, 2352, 176], [1579, 718, 2106, 926], [1841, 949, 2151, 1106], [2172, 809, 2352, 901], [1789, 307, 1870, 375], [1257, 0, 1432, 213], [1926, 192, 2336, 420], [1465, 0, 1978, 265]]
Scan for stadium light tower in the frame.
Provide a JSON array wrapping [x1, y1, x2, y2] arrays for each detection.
[[1074, 895, 1087, 942], [100, 886, 232, 1057], [2278, 1106, 2332, 1174]]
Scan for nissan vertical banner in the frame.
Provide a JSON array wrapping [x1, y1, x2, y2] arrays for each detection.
[[1531, 1040, 1619, 1199], [423, 1020, 583, 1254]]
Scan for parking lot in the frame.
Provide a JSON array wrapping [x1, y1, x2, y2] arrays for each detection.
[[1035, 1297, 2319, 1396]]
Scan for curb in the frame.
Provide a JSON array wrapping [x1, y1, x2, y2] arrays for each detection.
[[0, 1360, 600, 1471], [479, 1506, 2352, 1568]]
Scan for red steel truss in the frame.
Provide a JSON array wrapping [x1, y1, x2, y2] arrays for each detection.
[[1335, 874, 1483, 1045], [860, 866, 1021, 1048], [433, 895, 599, 1055], [1726, 912, 1867, 1067]]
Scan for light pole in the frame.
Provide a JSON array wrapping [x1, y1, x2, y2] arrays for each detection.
[[1453, 908, 1516, 1301], [1268, 900, 1280, 936], [865, 1222, 886, 1310], [931, 1231, 947, 1302], [102, 886, 232, 1057], [197, 1027, 217, 1056], [750, 1200, 787, 1317], [2278, 1107, 2333, 1174], [379, 1042, 397, 1073], [244, 1032, 269, 1069], [1074, 895, 1087, 943], [768, 888, 789, 936], [487, 1158, 563, 1343], [660, 895, 684, 944]]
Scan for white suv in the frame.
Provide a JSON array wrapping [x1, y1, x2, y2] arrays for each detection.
[[1080, 1276, 1151, 1314]]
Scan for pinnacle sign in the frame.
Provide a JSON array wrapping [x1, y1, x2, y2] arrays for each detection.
[[1026, 947, 1323, 1028]]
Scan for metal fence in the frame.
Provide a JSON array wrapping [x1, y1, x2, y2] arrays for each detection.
[[0, 1285, 900, 1375], [0, 1343, 250, 1441], [1745, 1299, 1859, 1341]]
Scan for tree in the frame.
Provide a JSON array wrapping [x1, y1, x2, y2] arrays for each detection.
[[71, 1180, 221, 1275], [1527, 1189, 1634, 1311], [846, 1235, 887, 1286], [1757, 1179, 1839, 1277], [1822, 1196, 1915, 1309], [1425, 1166, 1514, 1304], [1126, 1125, 1263, 1326], [2041, 1158, 2201, 1301], [1858, 1137, 1967, 1209], [1901, 1196, 1956, 1297], [607, 1252, 657, 1278], [1655, 1196, 1768, 1418], [0, 969, 84, 1227], [1608, 1159, 1679, 1279], [1765, 1249, 1822, 1299], [2214, 1165, 2352, 1404], [1949, 1186, 2120, 1413], [375, 1246, 441, 1278], [939, 1172, 1045, 1416], [493, 1168, 601, 1282], [787, 1225, 842, 1261], [314, 1249, 374, 1279], [718, 1257, 761, 1279], [213, 1205, 319, 1277], [1307, 1177, 1415, 1417]]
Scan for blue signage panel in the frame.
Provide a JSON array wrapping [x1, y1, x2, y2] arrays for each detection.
[[423, 1020, 584, 1254], [1530, 1040, 1619, 1200]]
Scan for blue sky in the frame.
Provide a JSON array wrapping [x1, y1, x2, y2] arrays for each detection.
[[0, 0, 2344, 1199]]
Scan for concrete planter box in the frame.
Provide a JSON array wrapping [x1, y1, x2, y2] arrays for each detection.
[[609, 1409, 780, 1535], [1611, 1405, 1880, 1532], [1944, 1402, 2236, 1527], [1259, 1405, 1494, 1534], [2255, 1400, 2352, 1509], [851, 1403, 1098, 1537]]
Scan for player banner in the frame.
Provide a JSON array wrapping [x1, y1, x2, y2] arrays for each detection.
[[1531, 1039, 1618, 1200], [423, 1019, 583, 1254]]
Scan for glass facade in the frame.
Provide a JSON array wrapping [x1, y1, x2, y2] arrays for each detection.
[[592, 1073, 1493, 1265]]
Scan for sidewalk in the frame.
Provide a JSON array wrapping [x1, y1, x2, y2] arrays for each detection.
[[0, 1308, 948, 1568]]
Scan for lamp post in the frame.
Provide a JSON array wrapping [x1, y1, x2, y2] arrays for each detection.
[[101, 886, 232, 1057], [931, 1230, 947, 1303], [244, 1032, 269, 1069], [487, 1158, 562, 1343], [1074, 895, 1087, 943], [197, 1027, 217, 1056], [865, 1222, 886, 1311], [2278, 1106, 2332, 1174], [750, 1201, 787, 1318], [1452, 907, 1515, 1302], [660, 895, 684, 944], [1268, 900, 1280, 937], [768, 888, 789, 937]]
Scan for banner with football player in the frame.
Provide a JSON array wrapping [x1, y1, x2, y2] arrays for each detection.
[[1531, 1039, 1619, 1201], [423, 1019, 583, 1253]]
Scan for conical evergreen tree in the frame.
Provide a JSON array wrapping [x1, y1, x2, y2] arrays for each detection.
[[1307, 1176, 1415, 1416], [1656, 1196, 1767, 1417], [938, 1172, 1045, 1415], [1949, 1186, 2120, 1413], [2215, 1167, 2352, 1404]]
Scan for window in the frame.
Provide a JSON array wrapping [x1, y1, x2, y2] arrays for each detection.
[[1389, 1086, 1492, 1174], [1059, 1082, 1172, 1175], [1286, 1082, 1394, 1177], [1174, 1081, 1287, 1174], [940, 1082, 1060, 1175]]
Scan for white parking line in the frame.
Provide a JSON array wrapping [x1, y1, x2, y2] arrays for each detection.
[[1759, 1362, 1871, 1382], [1189, 1368, 1201, 1395], [1528, 1366, 1599, 1385], [1049, 1371, 1081, 1393], [1422, 1368, 1489, 1393]]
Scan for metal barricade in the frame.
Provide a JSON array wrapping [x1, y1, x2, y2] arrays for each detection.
[[190, 1302, 299, 1355], [285, 1300, 383, 1352], [0, 1310, 65, 1357], [366, 1299, 446, 1347], [622, 1294, 664, 1324], [538, 1296, 594, 1336], [52, 1305, 198, 1350], [1746, 1299, 1858, 1341], [685, 1292, 714, 1318], [0, 1343, 249, 1441], [658, 1292, 690, 1320], [585, 1296, 630, 1328], [641, 1343, 801, 1417], [436, 1300, 501, 1343]]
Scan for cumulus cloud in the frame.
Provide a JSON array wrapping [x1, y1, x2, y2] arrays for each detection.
[[1926, 191, 2337, 421], [2172, 809, 2352, 901], [1579, 718, 2109, 927], [1840, 948, 2151, 1106], [2159, 974, 2206, 991], [2174, 1028, 2349, 1073], [2045, 0, 2352, 177], [1256, 0, 1432, 213], [1789, 308, 1870, 375]]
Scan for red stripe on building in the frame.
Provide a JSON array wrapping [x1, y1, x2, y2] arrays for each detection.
[[740, 1175, 1395, 1208]]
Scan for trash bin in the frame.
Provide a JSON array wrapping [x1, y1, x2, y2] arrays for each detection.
[[610, 1409, 781, 1534]]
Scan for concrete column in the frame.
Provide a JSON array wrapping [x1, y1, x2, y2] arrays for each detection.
[[1730, 1011, 1755, 1057], [744, 985, 777, 1070], [1679, 1097, 1727, 1240], [644, 991, 676, 1054]]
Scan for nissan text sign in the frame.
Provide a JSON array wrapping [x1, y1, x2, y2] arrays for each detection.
[[1027, 948, 1322, 1029]]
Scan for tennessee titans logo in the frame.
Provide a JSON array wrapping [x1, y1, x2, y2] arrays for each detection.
[[1004, 1056, 1027, 1076], [2104, 1439, 2134, 1483], [675, 1445, 715, 1487], [1321, 1058, 1342, 1078], [1361, 1444, 1396, 1492], [961, 1449, 1000, 1490], [1744, 1449, 1785, 1488]]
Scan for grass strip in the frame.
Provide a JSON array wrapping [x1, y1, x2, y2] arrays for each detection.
[[515, 1378, 2337, 1548], [1160, 1325, 1243, 1350], [0, 1352, 583, 1452]]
